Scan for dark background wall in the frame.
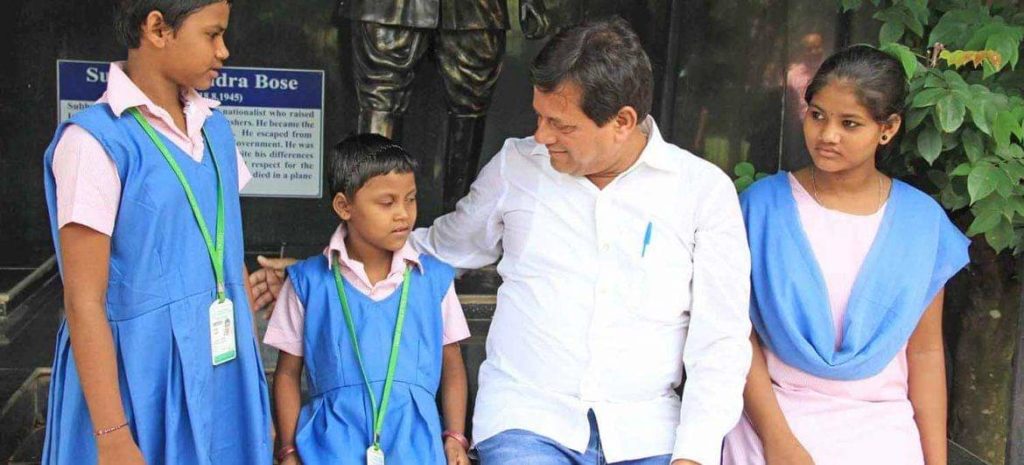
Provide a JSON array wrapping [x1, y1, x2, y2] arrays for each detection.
[[0, 0, 868, 264]]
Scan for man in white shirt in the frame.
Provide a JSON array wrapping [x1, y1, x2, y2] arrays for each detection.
[[252, 17, 751, 465], [414, 16, 752, 465]]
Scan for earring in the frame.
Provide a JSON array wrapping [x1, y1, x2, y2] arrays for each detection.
[[881, 135, 888, 142]]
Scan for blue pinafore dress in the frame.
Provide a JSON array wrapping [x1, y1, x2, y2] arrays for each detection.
[[287, 253, 454, 464], [40, 104, 272, 465]]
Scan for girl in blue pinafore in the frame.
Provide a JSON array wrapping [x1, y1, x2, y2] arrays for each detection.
[[265, 134, 472, 465], [40, 2, 271, 464]]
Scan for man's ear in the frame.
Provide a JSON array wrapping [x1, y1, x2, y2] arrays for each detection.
[[139, 10, 173, 49], [613, 106, 639, 143], [332, 193, 353, 221]]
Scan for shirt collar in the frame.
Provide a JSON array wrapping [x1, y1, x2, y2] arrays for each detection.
[[632, 116, 680, 173], [323, 224, 424, 275], [104, 61, 221, 118], [528, 116, 680, 173]]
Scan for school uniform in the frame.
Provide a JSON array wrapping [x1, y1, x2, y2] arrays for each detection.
[[40, 62, 271, 465], [265, 225, 470, 464], [722, 172, 969, 464]]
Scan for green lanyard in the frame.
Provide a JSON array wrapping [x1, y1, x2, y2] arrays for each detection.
[[128, 107, 228, 302], [332, 255, 411, 452]]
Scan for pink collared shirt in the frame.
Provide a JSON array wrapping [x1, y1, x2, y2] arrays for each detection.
[[52, 61, 252, 236], [263, 225, 470, 357]]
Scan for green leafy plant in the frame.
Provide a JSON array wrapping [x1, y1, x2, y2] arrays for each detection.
[[839, 0, 1024, 254], [733, 161, 768, 191]]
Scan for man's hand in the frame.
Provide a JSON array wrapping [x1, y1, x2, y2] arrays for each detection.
[[248, 255, 297, 316], [671, 460, 700, 465]]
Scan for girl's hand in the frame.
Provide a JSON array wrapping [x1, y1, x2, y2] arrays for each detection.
[[764, 440, 815, 465], [279, 453, 303, 465], [96, 429, 146, 465], [444, 437, 471, 465]]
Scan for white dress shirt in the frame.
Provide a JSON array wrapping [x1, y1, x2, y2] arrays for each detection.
[[410, 117, 752, 465]]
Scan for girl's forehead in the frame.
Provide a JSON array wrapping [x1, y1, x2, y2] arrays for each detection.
[[810, 81, 873, 118]]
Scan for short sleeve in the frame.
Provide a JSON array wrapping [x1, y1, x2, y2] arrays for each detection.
[[263, 278, 306, 356], [440, 283, 470, 345], [51, 124, 122, 235]]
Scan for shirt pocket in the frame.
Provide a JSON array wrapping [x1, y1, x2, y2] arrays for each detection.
[[625, 219, 695, 324]]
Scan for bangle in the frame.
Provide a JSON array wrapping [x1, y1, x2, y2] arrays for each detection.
[[442, 431, 470, 451], [94, 421, 129, 437], [276, 445, 297, 461]]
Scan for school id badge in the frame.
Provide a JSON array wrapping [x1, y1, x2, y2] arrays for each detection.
[[209, 299, 237, 365], [366, 445, 385, 465]]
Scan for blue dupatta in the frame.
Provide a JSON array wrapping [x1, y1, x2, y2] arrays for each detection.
[[741, 172, 969, 380]]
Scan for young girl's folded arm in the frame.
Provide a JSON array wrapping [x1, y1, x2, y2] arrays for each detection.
[[743, 333, 812, 464]]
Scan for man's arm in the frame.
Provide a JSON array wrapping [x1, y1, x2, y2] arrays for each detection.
[[249, 255, 296, 313], [409, 149, 509, 269], [672, 170, 753, 465]]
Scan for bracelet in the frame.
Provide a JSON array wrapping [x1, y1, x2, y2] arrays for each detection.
[[94, 421, 129, 437], [275, 445, 297, 461], [442, 431, 470, 451]]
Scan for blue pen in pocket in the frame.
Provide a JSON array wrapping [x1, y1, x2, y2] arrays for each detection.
[[641, 221, 653, 257]]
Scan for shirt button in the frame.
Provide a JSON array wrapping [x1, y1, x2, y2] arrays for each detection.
[[600, 243, 611, 252]]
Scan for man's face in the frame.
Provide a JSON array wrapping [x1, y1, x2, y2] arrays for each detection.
[[532, 82, 621, 177]]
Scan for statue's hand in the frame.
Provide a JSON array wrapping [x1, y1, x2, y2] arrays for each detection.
[[520, 0, 552, 39]]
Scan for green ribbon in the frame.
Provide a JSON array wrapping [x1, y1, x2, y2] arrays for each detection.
[[332, 255, 411, 451], [128, 107, 227, 301]]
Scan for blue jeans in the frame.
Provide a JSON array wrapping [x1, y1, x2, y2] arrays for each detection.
[[475, 411, 673, 465]]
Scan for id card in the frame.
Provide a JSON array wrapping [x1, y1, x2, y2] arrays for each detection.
[[209, 299, 237, 365], [366, 446, 385, 465]]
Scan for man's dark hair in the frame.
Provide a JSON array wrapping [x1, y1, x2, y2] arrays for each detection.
[[328, 133, 417, 200], [114, 0, 231, 49], [529, 17, 653, 126]]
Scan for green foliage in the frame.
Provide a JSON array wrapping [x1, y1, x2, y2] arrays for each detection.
[[839, 0, 1024, 254], [733, 162, 768, 192]]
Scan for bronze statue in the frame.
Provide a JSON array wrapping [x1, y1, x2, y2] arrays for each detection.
[[338, 0, 581, 211]]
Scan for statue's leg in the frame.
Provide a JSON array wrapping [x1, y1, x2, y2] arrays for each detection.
[[435, 29, 507, 212], [351, 21, 432, 140]]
